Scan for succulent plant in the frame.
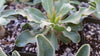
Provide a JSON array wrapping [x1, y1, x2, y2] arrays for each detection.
[[15, 0, 95, 56]]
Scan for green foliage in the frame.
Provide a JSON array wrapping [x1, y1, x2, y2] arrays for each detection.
[[61, 6, 95, 24], [0, 0, 5, 9], [0, 47, 7, 56], [0, 47, 20, 56], [76, 44, 90, 56], [37, 34, 55, 56], [14, 0, 29, 4], [89, 0, 100, 19], [63, 31, 80, 43], [15, 0, 95, 56], [0, 0, 17, 25], [12, 51, 21, 56], [33, 0, 41, 5], [15, 30, 36, 47]]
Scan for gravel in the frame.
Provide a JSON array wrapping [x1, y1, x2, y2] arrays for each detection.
[[83, 22, 100, 56]]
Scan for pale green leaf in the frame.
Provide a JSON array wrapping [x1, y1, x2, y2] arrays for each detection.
[[94, 11, 100, 19], [60, 0, 70, 3], [16, 9, 27, 17], [53, 24, 65, 32], [0, 16, 16, 25], [66, 23, 82, 31], [63, 31, 80, 43], [24, 7, 46, 23], [55, 0, 70, 14], [0, 0, 5, 9], [76, 44, 90, 56], [59, 32, 71, 43], [0, 47, 7, 56], [94, 0, 100, 12], [70, 1, 81, 5], [57, 3, 74, 17], [15, 30, 36, 47], [90, 0, 100, 19], [0, 10, 18, 17], [61, 6, 95, 24], [0, 5, 7, 14], [41, 0, 53, 16], [47, 31, 58, 50], [40, 20, 52, 29], [37, 34, 55, 56], [0, 17, 10, 25], [33, 0, 41, 5], [12, 50, 20, 56]]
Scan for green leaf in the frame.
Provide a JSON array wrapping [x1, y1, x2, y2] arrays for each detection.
[[12, 50, 20, 56], [63, 31, 80, 43], [76, 44, 90, 56], [70, 1, 81, 5], [0, 16, 16, 25], [19, 0, 29, 3], [54, 16, 60, 24], [61, 6, 95, 24], [0, 17, 10, 25], [24, 7, 46, 23], [53, 24, 65, 32], [94, 0, 100, 12], [89, 1, 96, 8], [59, 32, 71, 43], [90, 0, 100, 19], [16, 9, 27, 17], [55, 0, 70, 14], [66, 23, 82, 31], [0, 10, 18, 17], [0, 47, 7, 56], [47, 31, 58, 50], [40, 20, 52, 29], [37, 34, 55, 56], [22, 23, 32, 30], [0, 0, 5, 9], [42, 27, 50, 35], [0, 5, 7, 14], [41, 0, 53, 17], [14, 0, 20, 4], [15, 30, 36, 47], [94, 11, 100, 19], [57, 3, 74, 17], [33, 0, 41, 5], [60, 0, 70, 3]]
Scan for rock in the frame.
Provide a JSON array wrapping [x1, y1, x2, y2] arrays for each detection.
[[66, 48, 71, 53], [98, 35, 100, 41], [68, 53, 74, 56], [86, 35, 91, 40]]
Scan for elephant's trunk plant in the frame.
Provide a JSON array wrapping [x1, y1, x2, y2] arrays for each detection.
[[15, 0, 95, 56]]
